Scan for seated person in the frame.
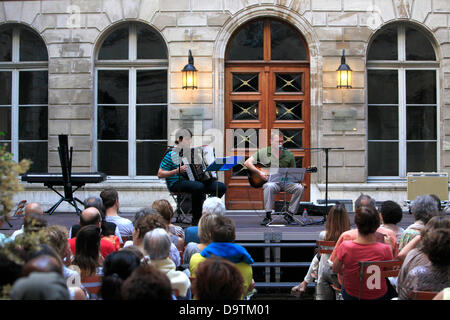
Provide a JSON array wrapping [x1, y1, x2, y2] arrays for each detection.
[[184, 197, 226, 245], [397, 215, 450, 291], [143, 228, 191, 298], [398, 228, 450, 299], [379, 200, 404, 244], [244, 131, 304, 225], [192, 257, 245, 300], [399, 194, 439, 250], [69, 196, 122, 245], [157, 128, 226, 226], [68, 207, 117, 259], [121, 264, 173, 300], [330, 195, 398, 266], [152, 199, 184, 252], [124, 213, 181, 267], [100, 188, 134, 239], [332, 205, 393, 300], [182, 212, 219, 275], [189, 215, 254, 298]]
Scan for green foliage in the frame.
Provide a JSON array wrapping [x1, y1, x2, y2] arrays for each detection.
[[0, 135, 31, 223]]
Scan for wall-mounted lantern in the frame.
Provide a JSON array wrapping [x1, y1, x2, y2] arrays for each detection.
[[182, 50, 197, 89], [337, 49, 352, 88]]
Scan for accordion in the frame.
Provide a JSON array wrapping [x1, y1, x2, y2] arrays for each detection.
[[180, 146, 216, 183]]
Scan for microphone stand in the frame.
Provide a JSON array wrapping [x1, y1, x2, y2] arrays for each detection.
[[300, 147, 344, 226]]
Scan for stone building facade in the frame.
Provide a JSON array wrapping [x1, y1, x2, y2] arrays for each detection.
[[1, 0, 449, 212]]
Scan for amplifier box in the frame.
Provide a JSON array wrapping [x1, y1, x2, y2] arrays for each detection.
[[407, 172, 448, 201]]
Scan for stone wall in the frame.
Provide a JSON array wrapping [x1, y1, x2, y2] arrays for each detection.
[[1, 0, 449, 211]]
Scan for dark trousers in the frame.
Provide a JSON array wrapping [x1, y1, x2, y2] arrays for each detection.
[[170, 179, 226, 224]]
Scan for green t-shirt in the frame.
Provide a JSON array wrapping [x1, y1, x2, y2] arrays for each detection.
[[252, 147, 296, 168]]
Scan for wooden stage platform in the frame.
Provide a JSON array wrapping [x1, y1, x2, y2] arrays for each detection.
[[1, 209, 416, 242]]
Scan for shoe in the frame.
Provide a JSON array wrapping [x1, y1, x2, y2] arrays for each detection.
[[261, 214, 272, 225], [284, 213, 299, 225]]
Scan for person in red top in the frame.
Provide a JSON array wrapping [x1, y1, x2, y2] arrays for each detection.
[[68, 207, 116, 259], [332, 205, 393, 300]]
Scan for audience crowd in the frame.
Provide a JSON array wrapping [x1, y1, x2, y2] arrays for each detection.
[[0, 189, 448, 300]]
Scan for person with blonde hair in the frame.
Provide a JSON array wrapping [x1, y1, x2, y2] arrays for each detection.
[[182, 212, 220, 275]]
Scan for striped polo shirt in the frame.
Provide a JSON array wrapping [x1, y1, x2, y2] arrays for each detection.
[[159, 150, 188, 188]]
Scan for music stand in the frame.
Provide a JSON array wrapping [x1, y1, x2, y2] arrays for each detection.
[[300, 147, 344, 226], [205, 156, 244, 197], [266, 168, 306, 227]]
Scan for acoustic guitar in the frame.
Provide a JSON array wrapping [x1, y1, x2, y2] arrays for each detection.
[[247, 163, 317, 188]]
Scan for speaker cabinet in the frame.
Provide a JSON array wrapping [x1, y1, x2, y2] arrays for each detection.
[[407, 172, 448, 201]]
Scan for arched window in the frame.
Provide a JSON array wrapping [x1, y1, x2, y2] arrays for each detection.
[[95, 23, 168, 177], [0, 24, 48, 172], [367, 23, 438, 179]]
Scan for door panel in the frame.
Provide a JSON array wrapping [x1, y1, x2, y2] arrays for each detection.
[[225, 65, 310, 209]]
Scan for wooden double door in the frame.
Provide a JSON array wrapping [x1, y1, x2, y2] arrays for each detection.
[[224, 63, 311, 210]]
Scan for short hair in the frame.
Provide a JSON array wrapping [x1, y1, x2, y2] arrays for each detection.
[[44, 225, 69, 258], [174, 128, 193, 144], [152, 200, 174, 224], [355, 194, 376, 210], [24, 202, 43, 216], [133, 207, 156, 226], [143, 228, 171, 260], [84, 196, 104, 217], [80, 207, 101, 226], [100, 250, 141, 300], [421, 228, 450, 267], [270, 130, 284, 141], [134, 214, 167, 240], [193, 257, 244, 300], [429, 194, 442, 211], [202, 197, 226, 216], [410, 195, 439, 224], [210, 215, 235, 242], [100, 188, 119, 210], [121, 264, 172, 300], [380, 200, 403, 225], [198, 213, 219, 243], [354, 205, 380, 236]]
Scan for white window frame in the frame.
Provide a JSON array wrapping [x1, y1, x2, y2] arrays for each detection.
[[0, 26, 48, 166], [367, 24, 439, 182], [94, 23, 168, 180]]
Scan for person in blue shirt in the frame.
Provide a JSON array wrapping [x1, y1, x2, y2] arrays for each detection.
[[157, 128, 226, 226]]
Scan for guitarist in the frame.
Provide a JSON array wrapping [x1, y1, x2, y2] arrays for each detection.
[[244, 131, 304, 226]]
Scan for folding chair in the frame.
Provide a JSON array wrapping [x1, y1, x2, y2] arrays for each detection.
[[357, 259, 403, 300], [315, 240, 342, 300], [81, 274, 102, 300], [409, 290, 439, 300], [170, 192, 192, 224]]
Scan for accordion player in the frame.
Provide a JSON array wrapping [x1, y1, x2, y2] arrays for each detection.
[[157, 128, 226, 226], [180, 146, 217, 183]]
